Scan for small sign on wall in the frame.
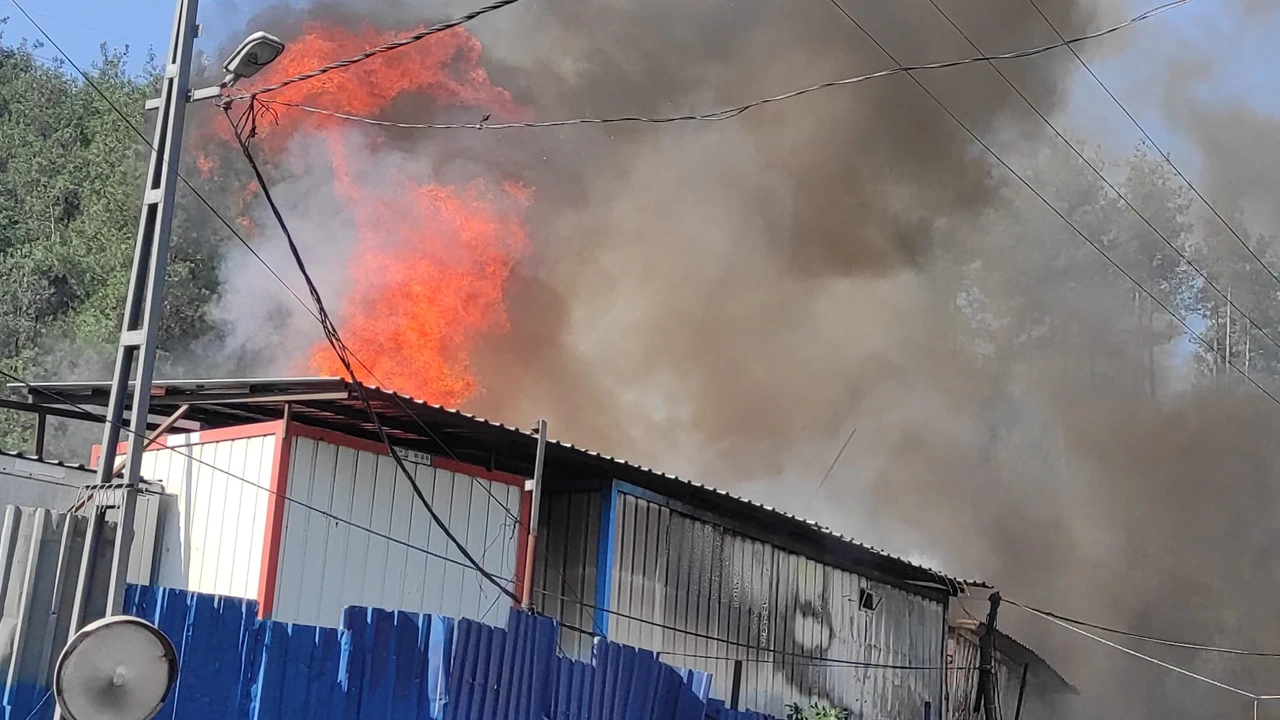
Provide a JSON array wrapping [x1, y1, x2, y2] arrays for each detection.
[[392, 447, 433, 466]]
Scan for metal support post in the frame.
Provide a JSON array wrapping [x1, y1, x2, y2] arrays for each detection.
[[975, 591, 1002, 720], [93, 0, 200, 619], [521, 419, 548, 609], [33, 412, 46, 459]]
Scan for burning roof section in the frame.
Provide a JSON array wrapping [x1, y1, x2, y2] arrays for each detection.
[[14, 376, 982, 597]]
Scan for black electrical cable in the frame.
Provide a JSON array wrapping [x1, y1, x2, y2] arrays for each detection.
[[243, 0, 529, 99], [536, 588, 954, 670], [226, 106, 519, 604], [244, 0, 1195, 131], [1006, 599, 1280, 658]]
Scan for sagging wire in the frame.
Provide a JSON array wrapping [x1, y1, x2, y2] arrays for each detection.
[[224, 100, 519, 604], [241, 0, 1196, 131], [1009, 600, 1277, 702], [238, 0, 528, 99]]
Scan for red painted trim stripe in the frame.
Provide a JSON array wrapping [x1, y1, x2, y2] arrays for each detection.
[[432, 457, 526, 488], [103, 420, 282, 457], [286, 423, 390, 457], [256, 420, 291, 619]]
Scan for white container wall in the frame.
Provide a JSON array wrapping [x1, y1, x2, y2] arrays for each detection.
[[271, 434, 524, 627], [606, 491, 946, 719], [140, 431, 277, 600]]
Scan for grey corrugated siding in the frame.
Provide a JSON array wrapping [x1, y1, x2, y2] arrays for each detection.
[[607, 492, 945, 719], [533, 492, 603, 659], [0, 504, 164, 694], [0, 455, 93, 510]]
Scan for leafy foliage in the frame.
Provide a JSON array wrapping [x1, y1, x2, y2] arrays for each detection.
[[785, 702, 850, 720], [0, 39, 226, 455]]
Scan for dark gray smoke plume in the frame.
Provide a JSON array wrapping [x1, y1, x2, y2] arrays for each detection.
[[206, 0, 1280, 716]]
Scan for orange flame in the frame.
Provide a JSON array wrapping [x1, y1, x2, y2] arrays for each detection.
[[240, 22, 530, 407]]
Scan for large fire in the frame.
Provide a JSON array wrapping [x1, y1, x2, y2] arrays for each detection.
[[238, 22, 530, 407]]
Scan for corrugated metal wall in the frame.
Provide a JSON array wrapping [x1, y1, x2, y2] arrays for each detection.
[[140, 433, 276, 600], [606, 491, 946, 719], [0, 504, 163, 713], [0, 455, 92, 511], [3, 583, 757, 720], [273, 436, 523, 627], [532, 492, 602, 660]]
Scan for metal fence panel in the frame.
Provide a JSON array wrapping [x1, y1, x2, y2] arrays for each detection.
[[1, 583, 781, 720], [0, 502, 164, 720]]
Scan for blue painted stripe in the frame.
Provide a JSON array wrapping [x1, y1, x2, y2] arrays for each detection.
[[594, 482, 621, 637]]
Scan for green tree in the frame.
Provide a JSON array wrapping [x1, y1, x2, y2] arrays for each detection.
[[0, 37, 227, 457]]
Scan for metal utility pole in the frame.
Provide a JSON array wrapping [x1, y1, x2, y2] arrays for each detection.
[[94, 0, 200, 617], [975, 592, 1002, 720]]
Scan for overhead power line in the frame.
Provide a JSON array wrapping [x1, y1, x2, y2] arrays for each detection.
[[1008, 600, 1280, 702], [247, 0, 1195, 130], [1008, 600, 1280, 658], [822, 0, 1280, 411], [1021, 0, 1280, 340], [241, 0, 528, 99], [919, 0, 1280, 367]]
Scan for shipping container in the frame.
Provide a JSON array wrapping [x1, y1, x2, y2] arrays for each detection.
[[538, 482, 950, 718], [17, 378, 1070, 719], [118, 418, 528, 627]]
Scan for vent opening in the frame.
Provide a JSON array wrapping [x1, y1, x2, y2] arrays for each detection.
[[858, 588, 881, 612]]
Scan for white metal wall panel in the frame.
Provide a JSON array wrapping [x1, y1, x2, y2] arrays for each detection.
[[608, 492, 946, 719], [273, 436, 522, 627], [140, 434, 275, 600]]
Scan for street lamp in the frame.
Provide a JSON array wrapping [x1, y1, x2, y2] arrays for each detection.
[[188, 31, 287, 102], [92, 0, 288, 631], [221, 31, 286, 85]]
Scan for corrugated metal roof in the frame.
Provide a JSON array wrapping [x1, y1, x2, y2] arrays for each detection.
[[13, 377, 985, 594]]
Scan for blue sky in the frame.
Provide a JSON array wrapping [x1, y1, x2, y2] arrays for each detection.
[[2, 0, 174, 69]]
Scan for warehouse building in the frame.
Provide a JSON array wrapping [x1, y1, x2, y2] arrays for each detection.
[[12, 377, 1070, 718]]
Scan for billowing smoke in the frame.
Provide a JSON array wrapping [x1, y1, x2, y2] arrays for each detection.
[[197, 0, 1280, 716]]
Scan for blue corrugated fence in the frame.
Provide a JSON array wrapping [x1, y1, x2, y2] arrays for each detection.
[[1, 585, 779, 720]]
